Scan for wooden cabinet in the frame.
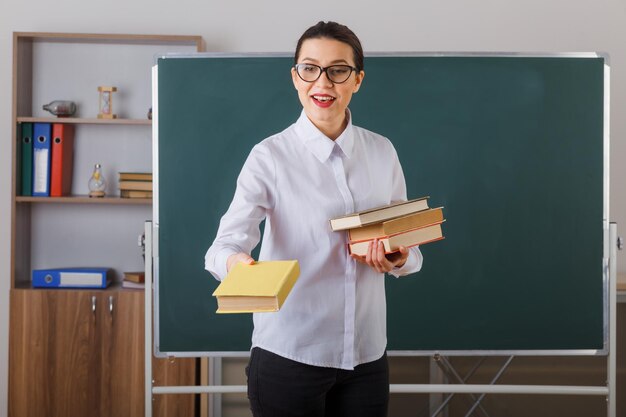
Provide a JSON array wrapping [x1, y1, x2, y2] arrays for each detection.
[[8, 33, 204, 417], [9, 288, 197, 417]]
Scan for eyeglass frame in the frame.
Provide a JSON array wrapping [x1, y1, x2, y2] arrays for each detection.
[[293, 63, 359, 84]]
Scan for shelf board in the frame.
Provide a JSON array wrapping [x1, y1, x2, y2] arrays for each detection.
[[16, 196, 152, 205], [17, 117, 152, 125], [15, 32, 204, 50], [13, 281, 142, 292]]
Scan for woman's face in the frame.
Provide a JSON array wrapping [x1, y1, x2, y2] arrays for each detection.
[[291, 37, 364, 138]]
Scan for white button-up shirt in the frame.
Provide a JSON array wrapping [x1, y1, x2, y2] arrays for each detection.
[[205, 110, 423, 370]]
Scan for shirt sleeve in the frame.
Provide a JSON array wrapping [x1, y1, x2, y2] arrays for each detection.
[[204, 143, 276, 281], [385, 143, 424, 278]]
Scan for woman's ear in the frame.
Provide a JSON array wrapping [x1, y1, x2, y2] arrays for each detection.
[[353, 70, 365, 93], [291, 67, 299, 90]]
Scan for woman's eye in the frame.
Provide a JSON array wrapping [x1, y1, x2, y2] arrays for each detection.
[[330, 68, 348, 75]]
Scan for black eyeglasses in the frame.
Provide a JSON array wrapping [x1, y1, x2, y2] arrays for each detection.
[[294, 63, 358, 84]]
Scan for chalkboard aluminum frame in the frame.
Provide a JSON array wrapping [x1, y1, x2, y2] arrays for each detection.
[[152, 52, 611, 358]]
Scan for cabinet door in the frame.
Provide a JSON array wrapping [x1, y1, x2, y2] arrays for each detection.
[[102, 290, 145, 417], [9, 289, 101, 417], [106, 290, 198, 417]]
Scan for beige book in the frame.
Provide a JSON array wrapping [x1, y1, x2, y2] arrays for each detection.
[[349, 207, 444, 241], [119, 172, 153, 181], [349, 222, 444, 256], [330, 197, 429, 231], [119, 180, 153, 191]]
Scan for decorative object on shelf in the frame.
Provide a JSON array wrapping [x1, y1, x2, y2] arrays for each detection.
[[42, 100, 76, 117], [88, 163, 107, 197], [147, 107, 152, 120], [97, 86, 117, 119]]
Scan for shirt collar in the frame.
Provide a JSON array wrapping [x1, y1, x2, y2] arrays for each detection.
[[294, 109, 355, 163]]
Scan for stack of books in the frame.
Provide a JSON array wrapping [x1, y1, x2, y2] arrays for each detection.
[[118, 172, 152, 198], [330, 197, 445, 256], [122, 271, 145, 289]]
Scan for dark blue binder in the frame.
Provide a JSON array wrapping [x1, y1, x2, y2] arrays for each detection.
[[32, 123, 51, 197], [32, 267, 112, 288]]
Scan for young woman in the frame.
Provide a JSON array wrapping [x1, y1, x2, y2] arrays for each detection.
[[205, 21, 423, 417]]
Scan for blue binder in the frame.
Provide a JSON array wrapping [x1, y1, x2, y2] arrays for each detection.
[[32, 267, 112, 288], [32, 123, 51, 197]]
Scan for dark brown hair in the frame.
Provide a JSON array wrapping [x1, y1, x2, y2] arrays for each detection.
[[294, 21, 364, 72]]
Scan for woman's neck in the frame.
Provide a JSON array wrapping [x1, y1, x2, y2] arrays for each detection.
[[310, 112, 349, 141]]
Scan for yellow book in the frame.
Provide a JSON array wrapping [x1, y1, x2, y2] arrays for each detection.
[[212, 260, 300, 314]]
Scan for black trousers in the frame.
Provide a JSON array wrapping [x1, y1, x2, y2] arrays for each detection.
[[246, 347, 389, 417]]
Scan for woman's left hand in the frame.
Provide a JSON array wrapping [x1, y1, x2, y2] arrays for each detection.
[[350, 240, 409, 273]]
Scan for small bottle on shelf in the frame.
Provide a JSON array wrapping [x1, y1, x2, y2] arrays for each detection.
[[88, 164, 107, 197], [42, 100, 76, 117]]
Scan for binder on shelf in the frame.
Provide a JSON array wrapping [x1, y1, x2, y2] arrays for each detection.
[[32, 123, 52, 197], [50, 123, 75, 197], [32, 267, 112, 288], [19, 122, 33, 196]]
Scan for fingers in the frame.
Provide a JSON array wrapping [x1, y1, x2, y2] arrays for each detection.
[[366, 240, 393, 273], [226, 252, 255, 272], [392, 246, 409, 268], [352, 241, 409, 273]]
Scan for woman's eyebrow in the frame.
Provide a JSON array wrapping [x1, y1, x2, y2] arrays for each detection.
[[301, 57, 350, 65]]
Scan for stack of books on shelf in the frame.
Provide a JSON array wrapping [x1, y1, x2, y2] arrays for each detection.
[[330, 197, 445, 256], [118, 172, 152, 198], [18, 122, 75, 197], [122, 271, 145, 289]]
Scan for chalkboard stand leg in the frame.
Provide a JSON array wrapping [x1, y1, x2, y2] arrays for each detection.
[[462, 356, 514, 417], [145, 221, 154, 417], [430, 355, 513, 417], [429, 358, 446, 416], [430, 355, 490, 417], [208, 357, 223, 417], [607, 222, 618, 417]]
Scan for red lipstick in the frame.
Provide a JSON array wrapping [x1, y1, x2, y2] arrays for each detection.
[[311, 94, 335, 108]]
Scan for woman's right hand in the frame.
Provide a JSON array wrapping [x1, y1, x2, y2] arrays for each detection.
[[227, 252, 255, 272]]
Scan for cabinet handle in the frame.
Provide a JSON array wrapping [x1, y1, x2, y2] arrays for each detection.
[[91, 296, 97, 315], [109, 295, 114, 316]]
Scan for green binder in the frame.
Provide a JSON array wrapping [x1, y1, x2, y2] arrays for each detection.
[[20, 122, 33, 196]]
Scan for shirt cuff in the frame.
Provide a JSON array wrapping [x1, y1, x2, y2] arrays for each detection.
[[205, 247, 238, 281], [389, 246, 423, 277]]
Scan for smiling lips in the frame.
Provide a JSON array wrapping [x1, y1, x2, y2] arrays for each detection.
[[312, 94, 336, 108]]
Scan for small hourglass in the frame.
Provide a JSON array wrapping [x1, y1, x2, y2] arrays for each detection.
[[97, 86, 117, 119], [88, 164, 106, 197]]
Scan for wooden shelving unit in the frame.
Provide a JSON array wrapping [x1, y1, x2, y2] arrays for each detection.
[[8, 32, 202, 417]]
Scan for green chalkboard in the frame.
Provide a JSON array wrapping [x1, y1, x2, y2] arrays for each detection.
[[155, 54, 606, 354]]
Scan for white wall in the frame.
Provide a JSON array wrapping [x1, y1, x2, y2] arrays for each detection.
[[1, 0, 624, 415]]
